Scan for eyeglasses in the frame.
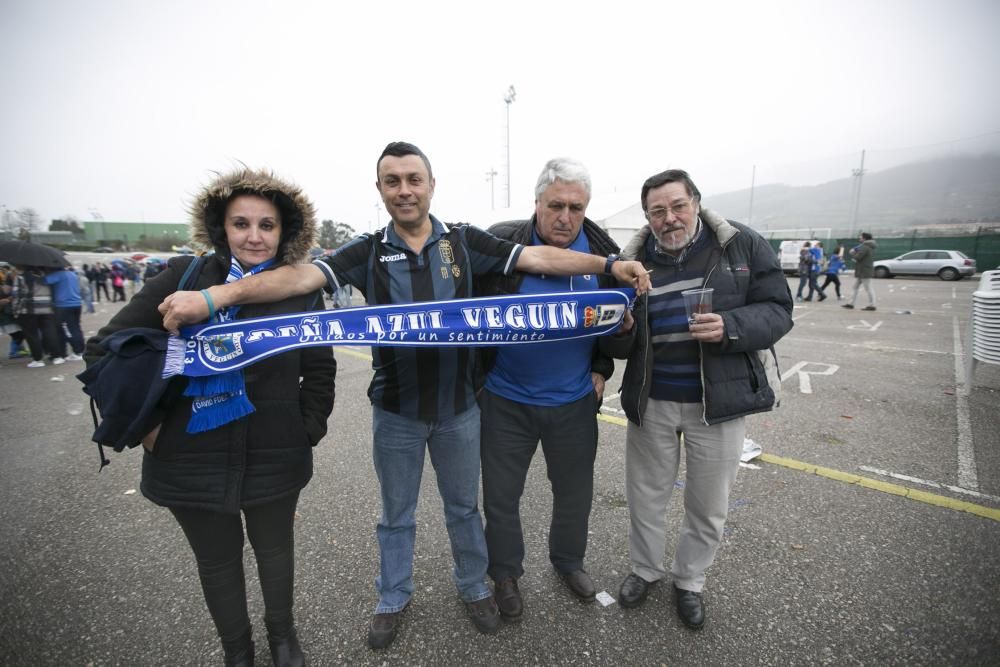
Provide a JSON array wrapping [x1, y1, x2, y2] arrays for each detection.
[[646, 198, 694, 222]]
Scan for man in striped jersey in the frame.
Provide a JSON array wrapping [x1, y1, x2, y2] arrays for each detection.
[[614, 169, 792, 630]]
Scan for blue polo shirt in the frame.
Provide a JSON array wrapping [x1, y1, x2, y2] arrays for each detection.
[[313, 215, 523, 422], [484, 226, 598, 405]]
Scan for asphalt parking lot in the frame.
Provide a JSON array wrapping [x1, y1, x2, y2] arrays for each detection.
[[0, 275, 997, 666]]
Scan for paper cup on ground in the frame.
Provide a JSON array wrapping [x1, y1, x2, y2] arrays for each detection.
[[681, 288, 713, 324]]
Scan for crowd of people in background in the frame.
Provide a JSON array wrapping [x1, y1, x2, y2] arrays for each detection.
[[793, 235, 876, 310], [1, 258, 166, 368]]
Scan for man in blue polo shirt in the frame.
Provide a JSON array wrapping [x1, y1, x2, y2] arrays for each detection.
[[43, 265, 85, 361], [475, 158, 632, 621], [160, 142, 651, 650]]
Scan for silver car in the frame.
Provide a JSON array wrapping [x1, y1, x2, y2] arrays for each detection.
[[872, 249, 976, 281]]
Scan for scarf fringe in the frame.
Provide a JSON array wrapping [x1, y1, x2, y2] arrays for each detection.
[[184, 371, 244, 397], [186, 392, 256, 433], [163, 336, 188, 378]]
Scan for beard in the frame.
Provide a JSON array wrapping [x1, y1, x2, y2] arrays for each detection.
[[655, 221, 697, 253]]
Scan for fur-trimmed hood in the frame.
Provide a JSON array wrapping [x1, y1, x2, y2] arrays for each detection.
[[189, 167, 317, 266]]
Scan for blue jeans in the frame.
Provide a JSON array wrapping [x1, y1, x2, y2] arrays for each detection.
[[371, 405, 491, 613]]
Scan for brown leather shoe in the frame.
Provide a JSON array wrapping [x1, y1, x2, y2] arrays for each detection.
[[494, 577, 524, 621], [558, 569, 596, 602], [466, 596, 501, 634], [368, 604, 408, 650]]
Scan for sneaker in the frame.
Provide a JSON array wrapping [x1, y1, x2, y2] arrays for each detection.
[[862, 305, 877, 311], [465, 596, 501, 635], [27, 360, 45, 368], [52, 357, 66, 365], [842, 304, 854, 309], [65, 353, 83, 362]]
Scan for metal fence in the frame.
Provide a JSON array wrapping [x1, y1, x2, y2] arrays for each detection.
[[766, 227, 1000, 273]]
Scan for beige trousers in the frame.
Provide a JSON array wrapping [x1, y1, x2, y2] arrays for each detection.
[[625, 399, 744, 592]]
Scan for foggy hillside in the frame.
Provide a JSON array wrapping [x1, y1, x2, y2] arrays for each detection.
[[704, 154, 1000, 234]]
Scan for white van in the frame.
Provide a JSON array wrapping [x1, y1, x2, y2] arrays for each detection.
[[778, 239, 826, 274], [778, 240, 821, 274]]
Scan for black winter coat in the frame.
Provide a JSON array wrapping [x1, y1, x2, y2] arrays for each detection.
[[618, 211, 793, 426], [84, 255, 336, 513]]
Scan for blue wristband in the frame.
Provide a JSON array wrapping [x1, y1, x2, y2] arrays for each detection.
[[200, 289, 216, 321]]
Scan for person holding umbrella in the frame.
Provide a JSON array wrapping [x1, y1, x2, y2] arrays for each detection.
[[8, 266, 62, 367]]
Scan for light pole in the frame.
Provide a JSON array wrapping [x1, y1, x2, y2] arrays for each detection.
[[504, 85, 516, 208], [848, 149, 866, 239], [485, 167, 498, 210]]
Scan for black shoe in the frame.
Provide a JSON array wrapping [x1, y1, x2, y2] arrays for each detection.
[[466, 596, 501, 634], [268, 627, 305, 667], [803, 297, 813, 302], [674, 585, 705, 630], [558, 568, 596, 602], [494, 577, 524, 621], [818, 293, 827, 302], [618, 573, 655, 609], [842, 304, 854, 309], [368, 604, 407, 650], [862, 305, 876, 311], [223, 628, 255, 667]]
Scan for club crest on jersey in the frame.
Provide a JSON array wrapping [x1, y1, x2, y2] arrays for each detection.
[[438, 240, 454, 264], [202, 333, 244, 363]]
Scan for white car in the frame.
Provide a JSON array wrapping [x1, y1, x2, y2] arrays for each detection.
[[872, 250, 976, 281]]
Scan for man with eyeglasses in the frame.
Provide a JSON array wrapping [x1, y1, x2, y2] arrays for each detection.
[[614, 169, 793, 629], [474, 158, 633, 622]]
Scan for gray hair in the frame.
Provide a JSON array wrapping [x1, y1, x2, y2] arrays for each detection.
[[534, 158, 591, 200]]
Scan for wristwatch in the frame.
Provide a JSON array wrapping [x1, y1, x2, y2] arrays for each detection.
[[604, 254, 619, 275]]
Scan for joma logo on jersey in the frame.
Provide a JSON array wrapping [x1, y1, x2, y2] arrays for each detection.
[[202, 333, 244, 363], [380, 253, 406, 262]]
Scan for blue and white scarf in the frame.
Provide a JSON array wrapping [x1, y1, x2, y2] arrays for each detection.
[[165, 288, 634, 430], [181, 256, 275, 433]]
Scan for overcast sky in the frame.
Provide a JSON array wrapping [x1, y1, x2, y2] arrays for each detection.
[[2, 0, 999, 234]]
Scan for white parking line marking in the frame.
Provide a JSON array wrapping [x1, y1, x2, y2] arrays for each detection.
[[782, 335, 951, 355], [953, 317, 978, 490], [847, 319, 882, 331], [780, 361, 840, 394], [859, 465, 997, 503]]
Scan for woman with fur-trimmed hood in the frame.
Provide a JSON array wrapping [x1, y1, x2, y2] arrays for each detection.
[[84, 167, 335, 667]]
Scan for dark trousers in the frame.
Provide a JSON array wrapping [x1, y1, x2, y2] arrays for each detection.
[[54, 306, 84, 356], [796, 273, 824, 299], [16, 313, 59, 361], [169, 492, 299, 649], [480, 389, 598, 581], [820, 273, 842, 298], [95, 282, 110, 301]]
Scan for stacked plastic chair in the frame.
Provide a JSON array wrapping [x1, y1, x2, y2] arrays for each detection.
[[966, 270, 1000, 384]]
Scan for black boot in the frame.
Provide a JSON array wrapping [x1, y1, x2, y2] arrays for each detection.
[[267, 619, 305, 667], [222, 627, 255, 667]]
